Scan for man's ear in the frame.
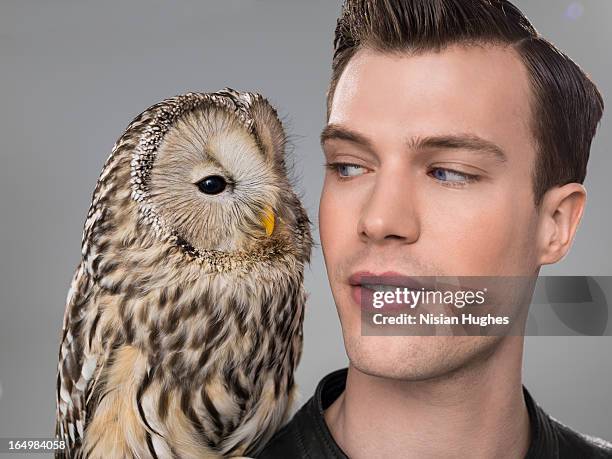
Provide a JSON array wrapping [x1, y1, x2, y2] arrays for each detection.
[[536, 183, 587, 266]]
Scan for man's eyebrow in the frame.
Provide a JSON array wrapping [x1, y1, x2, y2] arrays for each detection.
[[321, 125, 508, 163], [411, 134, 508, 163], [320, 124, 375, 152]]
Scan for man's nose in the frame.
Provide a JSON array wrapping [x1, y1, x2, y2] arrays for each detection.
[[357, 167, 421, 244]]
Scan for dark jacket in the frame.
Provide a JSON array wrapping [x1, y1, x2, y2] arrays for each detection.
[[258, 368, 612, 458]]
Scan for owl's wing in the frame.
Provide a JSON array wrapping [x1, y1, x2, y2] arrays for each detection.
[[55, 263, 104, 457]]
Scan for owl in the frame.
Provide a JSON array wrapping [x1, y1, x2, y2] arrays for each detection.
[[55, 89, 313, 458]]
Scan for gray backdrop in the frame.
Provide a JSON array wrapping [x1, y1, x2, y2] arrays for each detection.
[[1, 0, 610, 451]]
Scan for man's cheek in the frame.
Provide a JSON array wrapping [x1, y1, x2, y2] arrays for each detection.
[[446, 214, 521, 273], [320, 195, 345, 267], [424, 205, 503, 270], [321, 193, 358, 246]]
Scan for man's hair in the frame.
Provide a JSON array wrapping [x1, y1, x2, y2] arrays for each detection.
[[328, 0, 604, 206]]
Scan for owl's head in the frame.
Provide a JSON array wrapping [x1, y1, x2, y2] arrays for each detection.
[[85, 90, 311, 275], [142, 90, 311, 257]]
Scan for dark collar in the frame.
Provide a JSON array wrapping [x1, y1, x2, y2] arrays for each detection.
[[310, 368, 559, 458], [259, 368, 611, 458]]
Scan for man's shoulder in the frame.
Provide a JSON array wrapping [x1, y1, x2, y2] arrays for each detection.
[[257, 411, 612, 459], [257, 373, 612, 458], [523, 385, 612, 458], [550, 416, 612, 458], [256, 402, 313, 459], [257, 368, 349, 458], [256, 417, 303, 458]]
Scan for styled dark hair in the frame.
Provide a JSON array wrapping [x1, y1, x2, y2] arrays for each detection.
[[328, 0, 604, 206]]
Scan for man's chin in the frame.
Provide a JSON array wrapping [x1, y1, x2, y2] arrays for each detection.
[[343, 334, 502, 382]]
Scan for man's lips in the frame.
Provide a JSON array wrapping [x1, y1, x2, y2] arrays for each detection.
[[348, 271, 437, 310], [348, 271, 433, 289]]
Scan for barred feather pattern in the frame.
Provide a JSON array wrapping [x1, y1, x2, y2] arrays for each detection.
[[55, 89, 313, 458]]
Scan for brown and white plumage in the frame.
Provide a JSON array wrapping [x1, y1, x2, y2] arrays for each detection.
[[55, 89, 313, 458]]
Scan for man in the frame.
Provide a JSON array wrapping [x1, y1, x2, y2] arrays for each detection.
[[259, 0, 611, 457]]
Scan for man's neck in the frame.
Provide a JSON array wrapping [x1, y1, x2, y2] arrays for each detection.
[[324, 337, 530, 459]]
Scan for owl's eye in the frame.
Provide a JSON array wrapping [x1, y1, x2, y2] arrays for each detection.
[[196, 175, 227, 195]]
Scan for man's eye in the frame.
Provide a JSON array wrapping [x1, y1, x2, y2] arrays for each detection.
[[328, 163, 367, 178], [430, 168, 478, 185]]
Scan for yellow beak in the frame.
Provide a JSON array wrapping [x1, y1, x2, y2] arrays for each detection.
[[261, 206, 275, 237]]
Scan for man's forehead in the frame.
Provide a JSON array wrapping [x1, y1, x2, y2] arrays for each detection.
[[328, 45, 536, 157]]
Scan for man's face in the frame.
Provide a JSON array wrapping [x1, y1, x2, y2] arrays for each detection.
[[319, 44, 541, 380]]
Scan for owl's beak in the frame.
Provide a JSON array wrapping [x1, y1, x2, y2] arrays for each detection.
[[261, 206, 275, 237]]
